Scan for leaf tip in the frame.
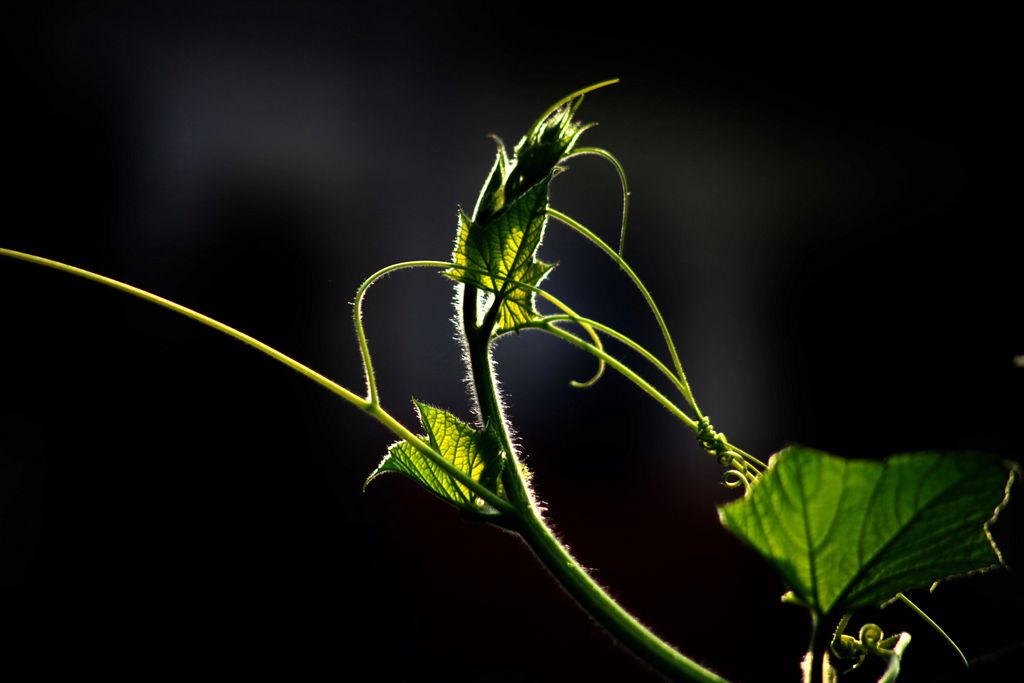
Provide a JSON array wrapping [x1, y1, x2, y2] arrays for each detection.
[[363, 449, 396, 492]]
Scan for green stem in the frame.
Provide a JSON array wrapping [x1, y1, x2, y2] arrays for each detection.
[[1, 249, 367, 405], [803, 616, 836, 683], [515, 510, 728, 683], [9, 244, 732, 679], [461, 284, 726, 682], [877, 632, 911, 683], [0, 248, 514, 515], [462, 289, 533, 510]]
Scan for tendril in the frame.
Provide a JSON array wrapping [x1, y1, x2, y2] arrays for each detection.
[[354, 260, 454, 406], [534, 291, 606, 388], [546, 208, 702, 418], [830, 615, 912, 679], [697, 416, 761, 487], [564, 146, 631, 258], [721, 469, 751, 492], [893, 592, 968, 667], [696, 416, 732, 461]]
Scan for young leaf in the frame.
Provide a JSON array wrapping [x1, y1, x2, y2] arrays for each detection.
[[450, 180, 555, 332], [473, 96, 590, 226], [448, 95, 592, 334], [719, 447, 1017, 619], [365, 401, 505, 514]]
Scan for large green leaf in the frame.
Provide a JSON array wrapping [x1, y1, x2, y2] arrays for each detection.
[[365, 401, 504, 514], [719, 447, 1017, 619], [450, 178, 554, 332]]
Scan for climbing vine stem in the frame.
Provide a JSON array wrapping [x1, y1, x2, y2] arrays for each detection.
[[461, 278, 730, 682]]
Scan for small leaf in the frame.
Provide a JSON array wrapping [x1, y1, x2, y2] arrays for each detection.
[[719, 447, 1017, 619], [449, 94, 593, 334], [473, 96, 590, 227], [472, 135, 509, 221], [365, 401, 504, 514], [506, 98, 591, 207], [450, 178, 554, 332]]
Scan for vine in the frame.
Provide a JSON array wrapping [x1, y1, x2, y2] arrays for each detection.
[[1, 81, 1016, 682]]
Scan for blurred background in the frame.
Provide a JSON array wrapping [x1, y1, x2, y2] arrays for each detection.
[[1, 3, 1020, 680]]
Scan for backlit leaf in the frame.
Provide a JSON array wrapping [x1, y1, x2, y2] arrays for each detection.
[[449, 94, 592, 334], [365, 401, 504, 514], [450, 181, 554, 332], [719, 447, 1017, 619]]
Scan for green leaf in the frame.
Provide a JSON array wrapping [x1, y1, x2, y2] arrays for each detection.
[[719, 447, 1017, 619], [472, 136, 509, 222], [473, 96, 590, 227], [450, 178, 555, 332], [449, 93, 593, 334], [365, 400, 504, 514]]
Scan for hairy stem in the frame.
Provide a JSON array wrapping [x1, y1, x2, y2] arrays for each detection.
[[462, 284, 532, 511], [8, 244, 733, 679], [514, 508, 728, 683], [461, 283, 727, 682], [804, 616, 843, 683]]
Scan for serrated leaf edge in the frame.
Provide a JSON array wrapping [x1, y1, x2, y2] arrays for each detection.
[[719, 447, 1020, 617]]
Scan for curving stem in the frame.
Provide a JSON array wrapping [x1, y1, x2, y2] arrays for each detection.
[[460, 280, 729, 682]]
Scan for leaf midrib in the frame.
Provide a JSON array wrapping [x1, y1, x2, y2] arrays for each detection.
[[495, 178, 549, 301], [792, 454, 821, 614]]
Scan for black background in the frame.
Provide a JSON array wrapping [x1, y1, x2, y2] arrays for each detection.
[[2, 3, 1021, 681]]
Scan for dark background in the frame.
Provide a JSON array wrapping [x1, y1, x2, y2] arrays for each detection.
[[1, 3, 1020, 681]]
